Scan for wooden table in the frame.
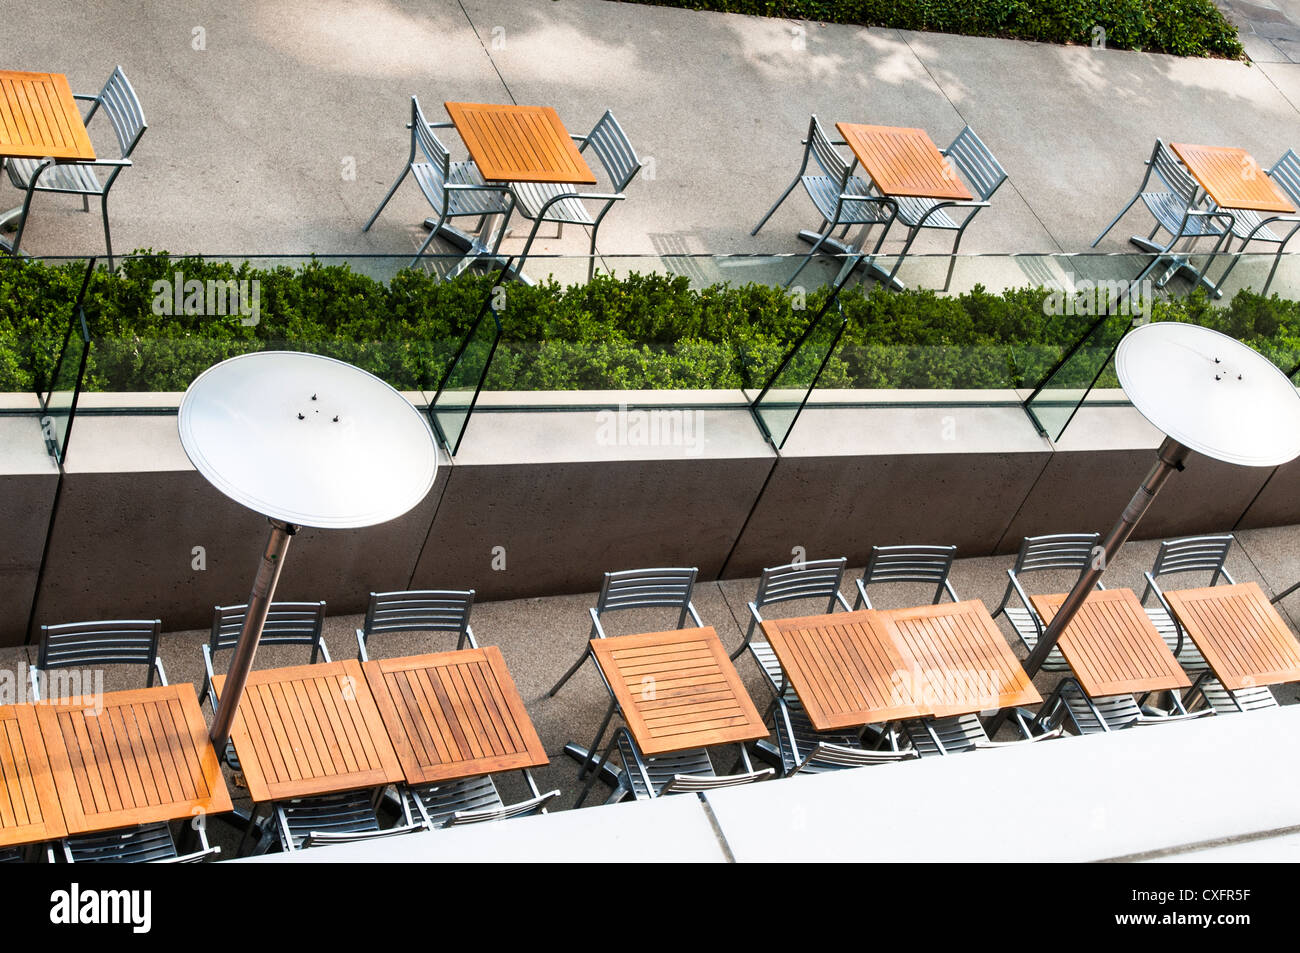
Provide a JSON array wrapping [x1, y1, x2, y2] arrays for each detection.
[[35, 685, 232, 836], [1030, 589, 1191, 697], [761, 609, 924, 731], [589, 626, 767, 756], [837, 124, 972, 202], [0, 70, 95, 250], [213, 659, 402, 802], [0, 704, 66, 848], [363, 647, 548, 784], [882, 600, 1042, 717], [1163, 582, 1300, 691], [1170, 143, 1295, 214], [429, 102, 597, 279]]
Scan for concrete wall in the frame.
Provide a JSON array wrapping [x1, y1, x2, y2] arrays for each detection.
[[3, 388, 1299, 646]]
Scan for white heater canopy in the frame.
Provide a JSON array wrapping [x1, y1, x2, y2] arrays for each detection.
[[1116, 322, 1300, 468], [178, 351, 438, 528]]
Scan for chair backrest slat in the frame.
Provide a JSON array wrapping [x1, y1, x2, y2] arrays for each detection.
[[1150, 139, 1199, 207], [211, 601, 326, 652], [410, 96, 451, 176], [861, 544, 957, 605], [946, 126, 1006, 201], [585, 110, 641, 191], [96, 66, 146, 158], [1013, 533, 1100, 575], [1268, 149, 1300, 206], [362, 590, 474, 636], [1150, 534, 1234, 580], [806, 115, 851, 187], [38, 619, 161, 672], [754, 558, 847, 608], [596, 568, 698, 615]]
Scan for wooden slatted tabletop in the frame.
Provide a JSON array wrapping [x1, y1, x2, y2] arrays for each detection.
[[836, 123, 972, 201], [591, 627, 767, 756], [1170, 143, 1295, 214], [35, 685, 231, 836], [363, 648, 548, 785], [1163, 582, 1300, 691], [1030, 589, 1191, 697], [0, 70, 94, 161], [761, 610, 924, 731], [445, 101, 596, 184], [0, 704, 65, 847], [213, 659, 402, 803], [882, 600, 1042, 717]]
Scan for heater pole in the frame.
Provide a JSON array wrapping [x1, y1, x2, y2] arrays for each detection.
[[210, 518, 297, 751]]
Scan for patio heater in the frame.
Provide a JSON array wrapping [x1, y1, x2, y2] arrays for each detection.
[[178, 352, 439, 750], [1013, 321, 1300, 697]]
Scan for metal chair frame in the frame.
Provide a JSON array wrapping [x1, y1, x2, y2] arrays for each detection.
[[751, 115, 898, 288], [770, 695, 917, 776], [274, 787, 420, 852], [853, 544, 959, 610], [1031, 677, 1211, 736], [198, 600, 329, 711], [3, 65, 145, 269], [1207, 149, 1300, 296], [364, 95, 516, 271], [62, 820, 219, 864], [575, 727, 772, 806], [405, 770, 559, 829], [355, 589, 477, 662], [30, 618, 166, 701], [991, 533, 1103, 674], [1138, 534, 1234, 672], [510, 110, 641, 281]]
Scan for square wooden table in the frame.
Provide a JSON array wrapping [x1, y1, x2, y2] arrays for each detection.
[[836, 123, 973, 201], [445, 101, 596, 185], [363, 647, 548, 785], [1170, 143, 1295, 214], [213, 659, 402, 803], [882, 600, 1042, 717], [0, 704, 66, 848], [0, 70, 95, 162], [1163, 582, 1300, 691], [1030, 589, 1191, 698], [35, 685, 232, 836], [761, 609, 924, 731], [589, 626, 767, 756]]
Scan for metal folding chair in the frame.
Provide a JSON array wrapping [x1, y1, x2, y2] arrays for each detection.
[[853, 544, 958, 610], [1184, 672, 1280, 714], [274, 789, 421, 852], [1138, 534, 1233, 674], [3, 66, 145, 269], [991, 533, 1102, 674], [364, 95, 516, 271], [1208, 148, 1300, 296], [198, 600, 329, 712], [405, 772, 559, 829], [1091, 139, 1234, 293], [730, 557, 851, 695], [548, 568, 702, 697], [880, 126, 1006, 290], [897, 712, 1059, 757], [770, 695, 916, 776], [751, 115, 897, 288], [30, 618, 165, 701], [510, 110, 640, 281], [62, 821, 219, 863], [575, 727, 772, 805], [1032, 677, 1211, 735], [355, 589, 477, 662]]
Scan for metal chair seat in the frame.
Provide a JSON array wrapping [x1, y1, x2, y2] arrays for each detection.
[[618, 734, 714, 799], [1143, 606, 1210, 672], [511, 181, 596, 225], [0, 847, 26, 863], [275, 789, 384, 852], [1062, 691, 1142, 734], [748, 641, 786, 690], [1192, 676, 1279, 714], [802, 174, 889, 225], [63, 821, 218, 863], [405, 774, 560, 828], [6, 157, 104, 195], [770, 695, 913, 775], [1221, 206, 1284, 243], [892, 194, 961, 230], [1140, 191, 1225, 238], [411, 161, 511, 217], [900, 713, 988, 757], [1005, 607, 1071, 672]]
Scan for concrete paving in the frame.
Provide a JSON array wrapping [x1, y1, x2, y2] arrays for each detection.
[[6, 0, 1300, 291]]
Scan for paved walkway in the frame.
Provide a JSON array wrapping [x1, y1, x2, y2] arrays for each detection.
[[7, 0, 1300, 290]]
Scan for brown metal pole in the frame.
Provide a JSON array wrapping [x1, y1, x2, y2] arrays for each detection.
[[988, 436, 1190, 736], [210, 518, 297, 751]]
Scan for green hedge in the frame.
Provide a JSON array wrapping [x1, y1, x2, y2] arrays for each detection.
[[2, 253, 1298, 395], [622, 0, 1244, 58]]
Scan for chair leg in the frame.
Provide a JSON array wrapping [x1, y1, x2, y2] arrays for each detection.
[[363, 165, 410, 231], [751, 176, 801, 236], [943, 226, 968, 292], [784, 225, 832, 288], [514, 217, 545, 277], [7, 184, 41, 257], [1091, 193, 1141, 247], [409, 212, 447, 270], [886, 225, 923, 284], [101, 193, 113, 271], [587, 227, 599, 283], [547, 645, 590, 697], [579, 700, 617, 780]]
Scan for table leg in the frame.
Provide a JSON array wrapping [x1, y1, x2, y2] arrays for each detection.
[[422, 213, 531, 284], [1128, 235, 1223, 298], [796, 229, 905, 291]]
